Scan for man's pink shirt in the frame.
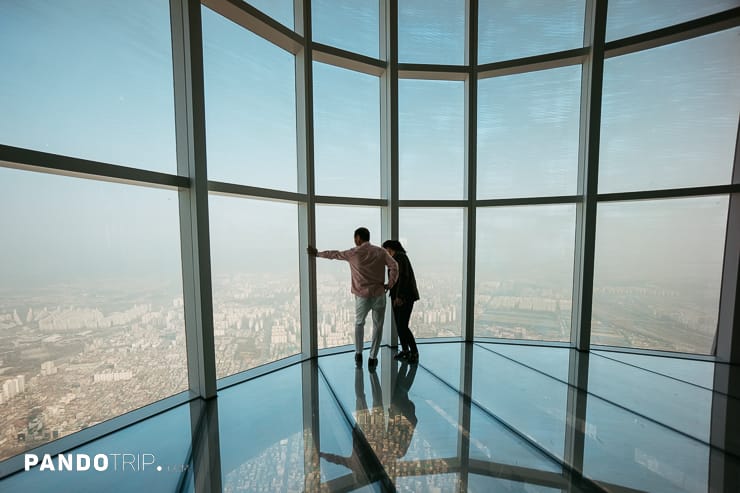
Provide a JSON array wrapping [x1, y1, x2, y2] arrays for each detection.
[[317, 242, 399, 298]]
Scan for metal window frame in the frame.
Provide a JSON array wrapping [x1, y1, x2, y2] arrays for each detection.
[[462, 0, 478, 345], [171, 0, 218, 401], [294, 0, 318, 361], [570, 0, 606, 353], [0, 144, 188, 189], [380, 0, 399, 347], [458, 5, 477, 487], [563, 0, 607, 481], [604, 7, 740, 58], [709, 117, 740, 493]]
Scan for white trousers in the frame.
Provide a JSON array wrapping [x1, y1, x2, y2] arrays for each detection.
[[354, 294, 386, 359]]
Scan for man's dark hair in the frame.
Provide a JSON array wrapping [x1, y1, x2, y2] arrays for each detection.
[[354, 227, 370, 242]]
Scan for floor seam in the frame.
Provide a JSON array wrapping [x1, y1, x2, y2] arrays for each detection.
[[415, 358, 609, 493], [317, 363, 397, 492], [474, 341, 740, 459]]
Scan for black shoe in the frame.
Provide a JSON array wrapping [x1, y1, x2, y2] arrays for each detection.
[[355, 353, 363, 367], [407, 352, 419, 364], [394, 351, 409, 361], [368, 357, 378, 370]]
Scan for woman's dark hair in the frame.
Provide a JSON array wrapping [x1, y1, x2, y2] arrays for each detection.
[[382, 239, 406, 253]]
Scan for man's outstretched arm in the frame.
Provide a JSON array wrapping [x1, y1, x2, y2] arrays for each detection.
[[307, 245, 354, 260]]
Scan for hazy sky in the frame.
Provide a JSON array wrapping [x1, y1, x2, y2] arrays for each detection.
[[0, 0, 738, 296], [0, 166, 182, 290], [478, 64, 581, 199]]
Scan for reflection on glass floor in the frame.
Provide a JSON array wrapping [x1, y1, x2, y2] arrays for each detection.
[[1, 341, 738, 492]]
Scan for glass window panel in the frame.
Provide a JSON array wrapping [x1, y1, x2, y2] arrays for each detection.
[[398, 0, 465, 64], [583, 394, 710, 492], [0, 405, 194, 492], [395, 474, 462, 491], [485, 344, 571, 382], [314, 63, 381, 198], [415, 338, 462, 384], [209, 196, 300, 378], [587, 355, 712, 442], [0, 167, 186, 462], [423, 343, 570, 471], [478, 0, 585, 63], [475, 205, 575, 342], [320, 353, 460, 469], [477, 66, 581, 199], [592, 196, 728, 354], [592, 351, 715, 389], [606, 0, 739, 41], [398, 209, 464, 338], [469, 475, 560, 492], [0, 0, 176, 172], [218, 365, 308, 490], [315, 206, 382, 350], [399, 80, 465, 199], [245, 0, 294, 29], [468, 361, 563, 471], [470, 345, 569, 463], [599, 28, 740, 193], [312, 0, 380, 58], [379, 367, 459, 462], [317, 372, 371, 485], [203, 7, 298, 191]]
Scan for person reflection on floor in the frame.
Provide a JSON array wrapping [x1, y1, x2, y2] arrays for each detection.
[[319, 362, 420, 486], [387, 362, 418, 471]]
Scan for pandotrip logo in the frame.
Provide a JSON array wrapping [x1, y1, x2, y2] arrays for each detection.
[[24, 453, 189, 473]]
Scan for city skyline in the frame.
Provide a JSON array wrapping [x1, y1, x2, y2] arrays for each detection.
[[0, 268, 722, 461]]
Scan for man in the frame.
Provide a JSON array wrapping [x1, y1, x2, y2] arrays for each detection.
[[308, 227, 398, 369]]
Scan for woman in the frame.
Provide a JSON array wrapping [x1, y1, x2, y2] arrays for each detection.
[[382, 240, 420, 363]]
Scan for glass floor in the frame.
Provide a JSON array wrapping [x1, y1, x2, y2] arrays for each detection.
[[1, 341, 738, 492]]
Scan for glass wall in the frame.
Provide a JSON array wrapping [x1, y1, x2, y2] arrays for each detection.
[[209, 196, 301, 378], [203, 6, 298, 191], [312, 0, 379, 58], [476, 205, 575, 342], [477, 65, 581, 199], [0, 168, 187, 462], [398, 0, 465, 64], [0, 0, 186, 464], [594, 27, 739, 353], [599, 28, 740, 193], [399, 79, 465, 200], [592, 197, 728, 354], [606, 0, 739, 41], [0, 0, 176, 172], [313, 63, 381, 198], [478, 0, 585, 63], [399, 209, 464, 338], [246, 0, 294, 29]]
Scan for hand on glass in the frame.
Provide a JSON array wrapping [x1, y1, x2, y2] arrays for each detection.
[[307, 245, 318, 256]]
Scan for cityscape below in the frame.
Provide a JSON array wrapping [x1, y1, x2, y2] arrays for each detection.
[[0, 272, 719, 462]]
